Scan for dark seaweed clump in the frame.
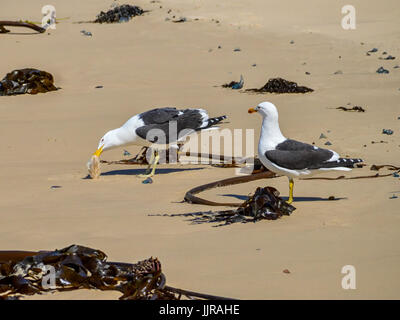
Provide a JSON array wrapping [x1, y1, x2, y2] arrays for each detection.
[[246, 77, 313, 94], [94, 4, 144, 23], [0, 68, 57, 96], [155, 187, 296, 226], [0, 244, 167, 300]]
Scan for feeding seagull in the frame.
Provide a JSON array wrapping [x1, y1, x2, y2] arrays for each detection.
[[93, 107, 227, 178], [248, 101, 363, 204]]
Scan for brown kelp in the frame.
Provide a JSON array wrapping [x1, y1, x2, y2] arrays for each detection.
[[0, 245, 233, 300], [336, 106, 365, 112], [246, 78, 313, 94], [0, 21, 45, 34], [94, 4, 145, 23], [0, 68, 57, 96], [153, 186, 296, 226]]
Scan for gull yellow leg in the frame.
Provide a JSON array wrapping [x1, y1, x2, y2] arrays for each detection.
[[144, 149, 155, 174], [287, 178, 294, 204], [148, 151, 160, 177], [138, 150, 160, 178]]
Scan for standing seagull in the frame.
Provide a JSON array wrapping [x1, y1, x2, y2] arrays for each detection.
[[93, 107, 226, 178], [248, 102, 363, 204]]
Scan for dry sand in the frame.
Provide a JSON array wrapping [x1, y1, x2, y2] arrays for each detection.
[[1, 0, 399, 299]]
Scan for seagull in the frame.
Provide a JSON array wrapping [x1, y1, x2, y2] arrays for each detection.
[[248, 101, 363, 204], [93, 107, 227, 178]]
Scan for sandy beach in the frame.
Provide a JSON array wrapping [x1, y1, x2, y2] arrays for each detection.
[[1, 0, 399, 299]]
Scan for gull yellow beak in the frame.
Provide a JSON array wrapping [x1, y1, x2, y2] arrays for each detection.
[[93, 145, 104, 157], [248, 107, 257, 114]]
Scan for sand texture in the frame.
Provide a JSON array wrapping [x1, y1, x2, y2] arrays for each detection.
[[1, 0, 399, 299]]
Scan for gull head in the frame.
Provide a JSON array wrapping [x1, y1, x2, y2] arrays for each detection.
[[94, 129, 120, 156], [248, 101, 279, 120]]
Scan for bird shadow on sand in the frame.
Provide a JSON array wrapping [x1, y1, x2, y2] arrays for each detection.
[[83, 167, 204, 179], [220, 194, 347, 202]]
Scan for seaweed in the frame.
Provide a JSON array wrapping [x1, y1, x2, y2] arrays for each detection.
[[0, 21, 45, 34], [0, 68, 57, 96], [337, 106, 365, 112], [246, 78, 313, 94], [0, 245, 234, 300], [153, 187, 295, 226], [94, 4, 144, 24]]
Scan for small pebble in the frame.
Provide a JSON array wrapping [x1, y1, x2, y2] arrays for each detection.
[[217, 45, 222, 49], [252, 63, 257, 67], [328, 196, 335, 200], [173, 17, 187, 23], [379, 55, 395, 60], [305, 71, 310, 75], [389, 194, 398, 199], [233, 48, 241, 52], [142, 177, 153, 184], [376, 67, 389, 74], [324, 141, 332, 146], [334, 70, 343, 75], [123, 150, 131, 156], [95, 85, 103, 89], [290, 40, 294, 44], [283, 269, 291, 274], [394, 65, 400, 69], [382, 129, 394, 135], [368, 48, 378, 53], [393, 172, 399, 178], [319, 133, 327, 139], [80, 30, 92, 37], [50, 185, 62, 189]]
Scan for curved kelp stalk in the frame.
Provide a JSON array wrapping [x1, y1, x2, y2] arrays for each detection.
[[0, 21, 45, 33]]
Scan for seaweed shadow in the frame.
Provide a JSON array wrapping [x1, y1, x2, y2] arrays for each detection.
[[220, 194, 347, 202]]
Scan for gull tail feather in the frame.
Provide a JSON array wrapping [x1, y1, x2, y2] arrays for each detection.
[[199, 115, 227, 130], [314, 158, 363, 169]]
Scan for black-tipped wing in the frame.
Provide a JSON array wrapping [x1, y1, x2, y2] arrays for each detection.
[[265, 139, 334, 170], [136, 108, 226, 144], [139, 108, 182, 125]]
